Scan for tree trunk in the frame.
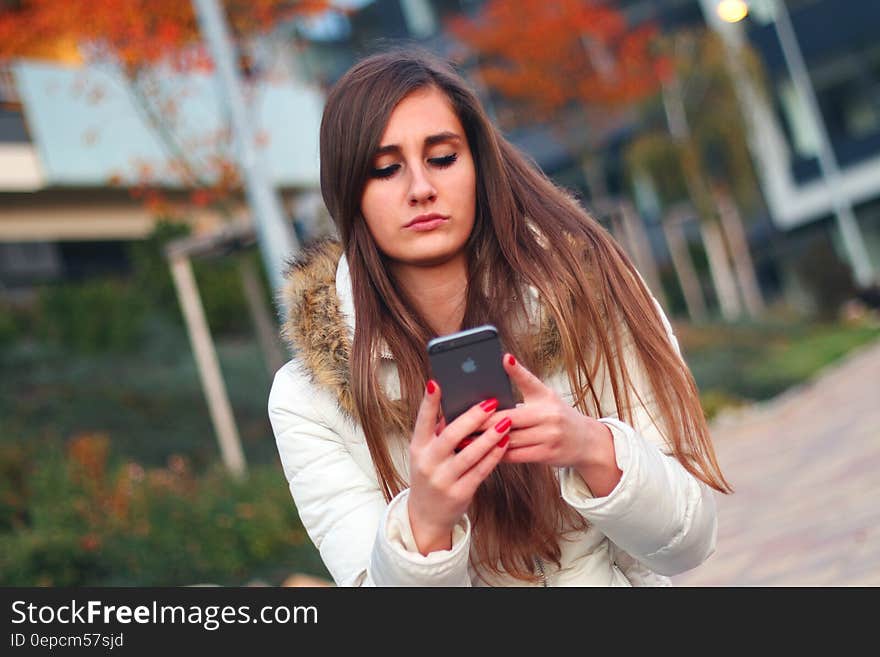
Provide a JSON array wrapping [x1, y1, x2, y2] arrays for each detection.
[[581, 154, 610, 205], [700, 218, 742, 320], [714, 188, 766, 318], [239, 255, 287, 376], [662, 214, 708, 322], [618, 199, 668, 310], [663, 73, 743, 322]]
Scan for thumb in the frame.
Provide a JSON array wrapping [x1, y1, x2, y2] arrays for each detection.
[[502, 353, 547, 400]]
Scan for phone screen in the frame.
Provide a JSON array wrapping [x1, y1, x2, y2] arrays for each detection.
[[427, 324, 516, 424]]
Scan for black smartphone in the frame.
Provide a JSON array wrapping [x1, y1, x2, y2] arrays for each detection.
[[426, 324, 516, 426]]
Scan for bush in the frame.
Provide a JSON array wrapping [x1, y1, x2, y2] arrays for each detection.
[[34, 278, 150, 353], [679, 316, 880, 415], [191, 255, 256, 337], [129, 219, 262, 337], [1, 220, 271, 356], [0, 434, 328, 586], [128, 220, 256, 337], [0, 304, 16, 348]]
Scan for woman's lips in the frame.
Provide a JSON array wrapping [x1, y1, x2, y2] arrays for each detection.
[[405, 214, 448, 231]]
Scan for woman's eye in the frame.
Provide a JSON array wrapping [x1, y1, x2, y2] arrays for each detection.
[[370, 164, 400, 179], [429, 153, 458, 168]]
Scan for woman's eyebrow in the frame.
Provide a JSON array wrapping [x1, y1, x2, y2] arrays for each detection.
[[374, 131, 462, 156]]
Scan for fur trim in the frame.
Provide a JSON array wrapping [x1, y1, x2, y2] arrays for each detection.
[[280, 239, 356, 420]]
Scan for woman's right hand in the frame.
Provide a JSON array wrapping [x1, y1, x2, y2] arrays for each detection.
[[406, 379, 512, 555]]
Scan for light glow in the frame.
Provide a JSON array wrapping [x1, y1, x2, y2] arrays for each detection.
[[717, 0, 749, 23]]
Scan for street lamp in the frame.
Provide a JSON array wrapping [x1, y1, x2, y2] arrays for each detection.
[[713, 0, 876, 288], [716, 0, 749, 23]]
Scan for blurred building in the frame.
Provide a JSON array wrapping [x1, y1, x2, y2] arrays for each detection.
[[705, 0, 880, 308], [0, 48, 324, 293]]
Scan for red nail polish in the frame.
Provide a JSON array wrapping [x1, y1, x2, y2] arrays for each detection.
[[507, 355, 516, 366], [494, 417, 512, 433], [426, 379, 437, 394], [479, 398, 498, 412], [498, 434, 510, 448]]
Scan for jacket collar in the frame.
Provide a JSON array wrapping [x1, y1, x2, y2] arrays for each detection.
[[334, 250, 393, 359]]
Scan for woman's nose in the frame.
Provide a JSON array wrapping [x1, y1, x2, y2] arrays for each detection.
[[407, 166, 437, 205]]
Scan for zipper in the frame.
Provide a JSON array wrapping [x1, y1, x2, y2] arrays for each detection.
[[534, 556, 548, 587]]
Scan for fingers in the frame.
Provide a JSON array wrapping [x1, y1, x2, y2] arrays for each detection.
[[472, 404, 541, 435], [501, 444, 547, 464], [446, 415, 512, 480], [411, 379, 442, 449], [494, 425, 545, 449], [503, 353, 547, 400], [433, 397, 501, 456], [454, 423, 511, 494]]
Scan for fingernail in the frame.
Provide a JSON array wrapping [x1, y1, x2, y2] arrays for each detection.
[[498, 434, 510, 448], [507, 355, 516, 366], [494, 417, 512, 433], [426, 379, 437, 394], [479, 398, 498, 412]]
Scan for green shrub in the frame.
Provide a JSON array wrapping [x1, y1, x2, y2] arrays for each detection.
[[191, 256, 254, 337], [0, 434, 328, 586], [34, 278, 150, 353], [680, 316, 880, 415], [699, 389, 748, 421], [129, 219, 259, 337], [3, 220, 270, 356], [0, 305, 16, 349], [127, 219, 192, 317], [0, 443, 32, 533]]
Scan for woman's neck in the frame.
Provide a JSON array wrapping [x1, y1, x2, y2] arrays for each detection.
[[391, 255, 468, 337]]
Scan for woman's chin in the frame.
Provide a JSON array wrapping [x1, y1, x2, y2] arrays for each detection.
[[390, 246, 466, 270]]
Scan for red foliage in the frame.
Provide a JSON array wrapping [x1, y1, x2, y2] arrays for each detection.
[[450, 0, 668, 115], [0, 0, 328, 74]]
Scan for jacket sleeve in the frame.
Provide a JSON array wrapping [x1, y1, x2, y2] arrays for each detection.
[[558, 297, 718, 577], [268, 360, 473, 586]]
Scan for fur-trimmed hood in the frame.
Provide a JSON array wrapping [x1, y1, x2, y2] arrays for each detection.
[[280, 238, 358, 421]]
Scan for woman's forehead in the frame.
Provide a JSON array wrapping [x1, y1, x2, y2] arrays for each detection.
[[377, 87, 463, 147]]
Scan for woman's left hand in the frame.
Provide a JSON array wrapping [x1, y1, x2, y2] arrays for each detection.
[[495, 354, 622, 496]]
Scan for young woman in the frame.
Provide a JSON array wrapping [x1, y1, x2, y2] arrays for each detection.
[[268, 48, 731, 586]]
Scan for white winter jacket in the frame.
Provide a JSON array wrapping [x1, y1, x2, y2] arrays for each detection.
[[268, 240, 717, 587]]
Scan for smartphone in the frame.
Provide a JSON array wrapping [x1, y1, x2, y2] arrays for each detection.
[[426, 324, 516, 427]]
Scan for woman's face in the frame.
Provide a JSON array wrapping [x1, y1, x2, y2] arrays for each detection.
[[360, 86, 477, 270]]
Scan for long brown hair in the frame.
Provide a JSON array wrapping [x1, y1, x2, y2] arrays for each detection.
[[319, 48, 731, 582]]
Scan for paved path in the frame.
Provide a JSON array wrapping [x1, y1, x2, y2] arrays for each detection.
[[671, 337, 880, 586]]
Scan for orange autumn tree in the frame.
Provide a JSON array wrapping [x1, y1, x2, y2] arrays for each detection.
[[450, 0, 667, 114], [0, 0, 328, 214], [449, 0, 669, 198]]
